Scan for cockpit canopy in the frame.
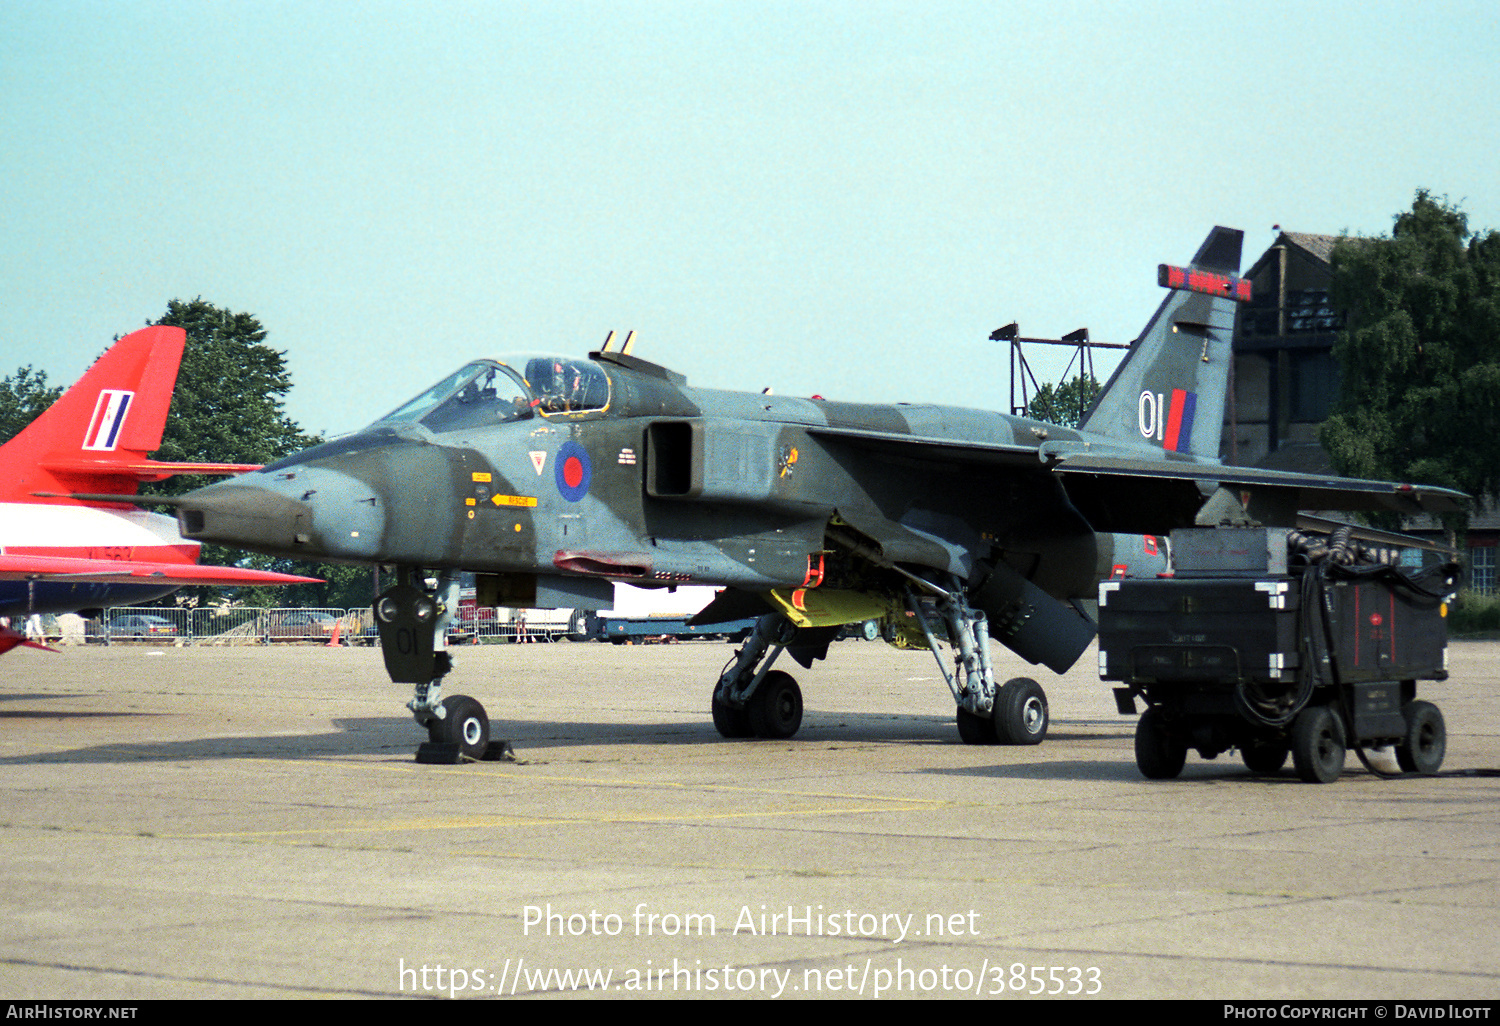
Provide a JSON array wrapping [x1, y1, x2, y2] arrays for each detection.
[[373, 355, 610, 432]]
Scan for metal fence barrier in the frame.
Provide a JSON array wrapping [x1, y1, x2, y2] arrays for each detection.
[[11, 606, 587, 646]]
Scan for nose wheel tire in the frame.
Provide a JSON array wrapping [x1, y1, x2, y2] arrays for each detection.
[[429, 695, 490, 761], [712, 693, 753, 738]]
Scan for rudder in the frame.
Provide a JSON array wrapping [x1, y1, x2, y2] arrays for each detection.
[[1080, 227, 1246, 462]]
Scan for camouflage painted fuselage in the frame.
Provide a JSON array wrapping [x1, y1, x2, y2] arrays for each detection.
[[178, 348, 1148, 605]]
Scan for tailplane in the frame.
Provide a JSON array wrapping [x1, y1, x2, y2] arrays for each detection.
[[1079, 227, 1248, 462]]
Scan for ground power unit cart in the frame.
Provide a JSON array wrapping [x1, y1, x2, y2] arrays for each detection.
[[1099, 526, 1458, 783]]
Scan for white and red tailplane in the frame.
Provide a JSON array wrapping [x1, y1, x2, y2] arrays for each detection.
[[0, 325, 318, 620]]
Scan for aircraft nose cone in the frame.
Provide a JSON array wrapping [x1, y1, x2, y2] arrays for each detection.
[[178, 466, 386, 561], [177, 480, 312, 553]]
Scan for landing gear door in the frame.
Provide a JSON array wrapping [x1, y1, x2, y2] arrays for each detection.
[[373, 584, 441, 684]]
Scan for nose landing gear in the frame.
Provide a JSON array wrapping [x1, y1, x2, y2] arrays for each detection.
[[374, 568, 508, 763]]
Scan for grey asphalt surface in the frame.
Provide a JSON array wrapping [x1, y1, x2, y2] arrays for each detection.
[[0, 636, 1495, 1000]]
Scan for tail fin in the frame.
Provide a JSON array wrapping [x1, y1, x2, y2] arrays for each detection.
[[1079, 227, 1247, 462], [0, 326, 188, 503]]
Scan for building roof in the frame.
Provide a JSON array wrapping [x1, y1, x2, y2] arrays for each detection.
[[1245, 231, 1344, 279], [1403, 502, 1500, 535], [1278, 232, 1340, 264]]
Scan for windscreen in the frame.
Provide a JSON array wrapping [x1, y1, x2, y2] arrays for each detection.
[[371, 355, 610, 431], [374, 361, 534, 431]]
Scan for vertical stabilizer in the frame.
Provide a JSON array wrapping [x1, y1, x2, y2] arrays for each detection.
[[1079, 228, 1246, 462], [0, 326, 187, 502]]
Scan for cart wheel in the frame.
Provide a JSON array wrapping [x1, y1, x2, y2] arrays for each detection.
[[1135, 707, 1186, 779], [1291, 705, 1346, 784], [1241, 739, 1289, 776], [1395, 701, 1446, 774]]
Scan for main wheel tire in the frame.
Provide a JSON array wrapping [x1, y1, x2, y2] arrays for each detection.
[[1395, 700, 1446, 774], [711, 693, 752, 738], [747, 670, 803, 739], [994, 677, 1048, 745], [1291, 705, 1346, 784], [956, 706, 998, 745], [429, 695, 490, 760], [1134, 706, 1186, 779], [1241, 739, 1290, 775]]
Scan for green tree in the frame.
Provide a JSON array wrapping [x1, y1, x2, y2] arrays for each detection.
[[142, 300, 363, 605], [147, 298, 317, 472], [1026, 374, 1100, 428], [0, 366, 64, 444], [1320, 191, 1500, 539]]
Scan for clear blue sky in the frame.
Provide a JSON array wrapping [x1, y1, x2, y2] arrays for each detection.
[[3, 0, 1496, 437]]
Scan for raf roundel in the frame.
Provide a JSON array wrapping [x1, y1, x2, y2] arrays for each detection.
[[555, 440, 592, 503]]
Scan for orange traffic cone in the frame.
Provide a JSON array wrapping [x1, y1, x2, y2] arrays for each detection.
[[326, 620, 342, 648]]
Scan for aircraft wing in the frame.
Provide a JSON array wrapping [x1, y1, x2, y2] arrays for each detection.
[[0, 553, 320, 586], [805, 425, 1467, 534], [1050, 452, 1468, 529]]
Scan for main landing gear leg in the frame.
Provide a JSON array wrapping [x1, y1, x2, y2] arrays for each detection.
[[712, 612, 803, 740], [908, 584, 1049, 747], [373, 568, 497, 763]]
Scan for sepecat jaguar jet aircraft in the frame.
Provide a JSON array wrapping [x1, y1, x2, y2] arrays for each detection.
[[173, 228, 1466, 760]]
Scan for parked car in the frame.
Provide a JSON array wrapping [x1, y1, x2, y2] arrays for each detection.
[[105, 614, 179, 640], [267, 611, 341, 642]]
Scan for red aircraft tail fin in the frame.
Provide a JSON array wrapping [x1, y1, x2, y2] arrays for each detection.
[[0, 326, 187, 503], [0, 326, 264, 505]]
